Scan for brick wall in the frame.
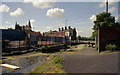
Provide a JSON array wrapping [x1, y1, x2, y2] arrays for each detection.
[[98, 26, 120, 51]]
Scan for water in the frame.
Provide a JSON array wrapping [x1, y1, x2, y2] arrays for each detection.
[[2, 55, 48, 73]]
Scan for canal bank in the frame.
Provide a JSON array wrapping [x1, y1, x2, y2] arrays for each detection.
[[2, 52, 49, 73]]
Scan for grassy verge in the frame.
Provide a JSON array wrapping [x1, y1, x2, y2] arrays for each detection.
[[56, 44, 87, 54], [29, 55, 66, 74]]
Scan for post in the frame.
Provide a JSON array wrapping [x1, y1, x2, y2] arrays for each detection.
[[106, 0, 108, 13]]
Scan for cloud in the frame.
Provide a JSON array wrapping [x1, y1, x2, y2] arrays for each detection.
[[115, 16, 118, 21], [33, 1, 54, 8], [24, 0, 34, 3], [10, 8, 24, 17], [108, 7, 116, 13], [24, 0, 55, 9], [115, 14, 120, 21], [46, 8, 64, 17], [0, 4, 10, 12], [5, 21, 12, 24], [90, 15, 96, 22], [0, 25, 14, 29], [58, 24, 65, 27], [77, 29, 92, 37], [99, 2, 105, 8], [30, 19, 35, 23], [46, 26, 53, 30], [78, 30, 83, 33], [75, 21, 91, 25]]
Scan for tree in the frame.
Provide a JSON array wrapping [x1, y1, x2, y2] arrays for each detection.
[[8, 28, 14, 30], [77, 35, 81, 40], [92, 12, 120, 38]]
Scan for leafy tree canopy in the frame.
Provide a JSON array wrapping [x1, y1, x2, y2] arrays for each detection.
[[92, 12, 120, 38]]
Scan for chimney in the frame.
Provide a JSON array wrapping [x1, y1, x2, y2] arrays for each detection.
[[68, 26, 71, 29], [74, 28, 76, 31], [65, 26, 67, 30], [62, 27, 64, 31], [59, 28, 61, 31]]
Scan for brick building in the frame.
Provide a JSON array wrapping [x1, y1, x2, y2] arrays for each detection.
[[43, 26, 77, 41], [98, 26, 120, 52]]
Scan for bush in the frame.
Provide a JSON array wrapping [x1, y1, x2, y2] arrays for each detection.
[[51, 56, 64, 64], [60, 49, 66, 52], [105, 44, 117, 51]]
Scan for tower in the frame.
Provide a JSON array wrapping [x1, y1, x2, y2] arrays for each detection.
[[15, 22, 21, 30], [28, 20, 32, 31], [15, 22, 18, 30], [28, 20, 31, 28]]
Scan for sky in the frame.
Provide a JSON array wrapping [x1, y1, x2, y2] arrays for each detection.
[[0, 0, 119, 37]]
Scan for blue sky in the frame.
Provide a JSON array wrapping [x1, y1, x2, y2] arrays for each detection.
[[0, 1, 119, 37]]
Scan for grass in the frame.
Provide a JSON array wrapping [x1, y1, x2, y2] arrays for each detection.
[[29, 63, 51, 73], [56, 44, 87, 54], [29, 55, 66, 74]]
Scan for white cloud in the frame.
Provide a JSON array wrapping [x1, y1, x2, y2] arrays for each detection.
[[46, 8, 64, 17], [0, 25, 14, 29], [24, 0, 34, 3], [115, 16, 118, 21], [75, 21, 91, 25], [30, 19, 35, 23], [78, 30, 83, 33], [10, 8, 24, 17], [108, 7, 116, 13], [24, 0, 55, 9], [46, 26, 53, 30], [5, 21, 12, 24], [77, 29, 92, 37], [0, 4, 10, 12], [90, 15, 96, 22], [58, 24, 65, 27], [115, 14, 120, 21], [33, 1, 54, 8], [99, 2, 105, 8]]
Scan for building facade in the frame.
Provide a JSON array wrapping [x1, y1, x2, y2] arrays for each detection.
[[43, 26, 77, 41]]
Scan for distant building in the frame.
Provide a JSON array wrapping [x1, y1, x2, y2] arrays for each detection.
[[25, 31, 42, 45], [43, 26, 77, 41], [15, 20, 32, 31], [2, 29, 26, 41], [2, 29, 27, 52], [14, 20, 43, 45]]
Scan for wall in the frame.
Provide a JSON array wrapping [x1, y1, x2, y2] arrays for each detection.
[[98, 26, 120, 52]]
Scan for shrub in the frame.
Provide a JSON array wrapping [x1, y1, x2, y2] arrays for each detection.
[[105, 44, 117, 51], [95, 45, 98, 50], [60, 49, 66, 52], [51, 56, 64, 64]]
